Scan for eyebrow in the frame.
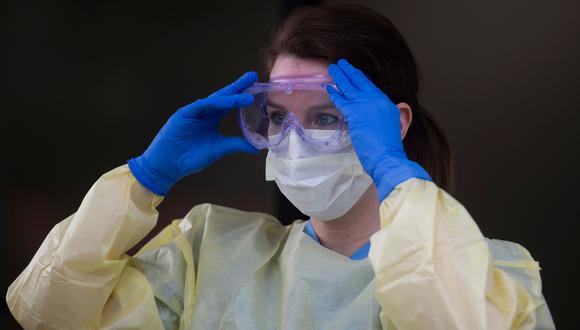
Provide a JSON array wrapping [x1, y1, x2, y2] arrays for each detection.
[[266, 100, 335, 112]]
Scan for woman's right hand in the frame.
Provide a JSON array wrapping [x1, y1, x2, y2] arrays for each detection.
[[128, 71, 259, 196]]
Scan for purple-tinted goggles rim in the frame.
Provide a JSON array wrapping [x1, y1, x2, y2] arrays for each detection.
[[241, 75, 340, 95], [237, 75, 349, 151]]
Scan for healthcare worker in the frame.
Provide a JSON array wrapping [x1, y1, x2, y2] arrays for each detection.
[[6, 4, 554, 330]]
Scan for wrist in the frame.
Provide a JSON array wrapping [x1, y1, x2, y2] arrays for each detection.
[[127, 156, 175, 196], [371, 157, 432, 201]]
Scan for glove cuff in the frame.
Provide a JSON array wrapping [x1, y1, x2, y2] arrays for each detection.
[[373, 158, 432, 202], [127, 157, 174, 196]]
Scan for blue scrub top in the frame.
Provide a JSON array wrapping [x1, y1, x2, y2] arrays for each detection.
[[303, 220, 370, 260]]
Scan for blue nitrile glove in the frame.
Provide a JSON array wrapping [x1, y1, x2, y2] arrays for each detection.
[[327, 59, 432, 201], [128, 72, 259, 196]]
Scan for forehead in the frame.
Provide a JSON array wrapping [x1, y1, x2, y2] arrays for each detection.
[[270, 55, 330, 79], [268, 89, 330, 107]]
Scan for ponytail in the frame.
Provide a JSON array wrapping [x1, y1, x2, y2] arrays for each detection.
[[403, 104, 453, 191]]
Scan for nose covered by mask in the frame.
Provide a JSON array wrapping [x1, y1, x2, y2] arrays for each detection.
[[265, 130, 373, 221]]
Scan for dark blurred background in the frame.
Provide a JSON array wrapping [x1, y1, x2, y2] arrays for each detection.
[[2, 0, 578, 328]]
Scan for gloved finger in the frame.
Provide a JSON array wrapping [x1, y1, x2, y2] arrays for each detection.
[[328, 63, 359, 99], [337, 59, 382, 94], [209, 71, 259, 97], [214, 136, 261, 158], [326, 85, 348, 110], [326, 85, 358, 123], [181, 94, 254, 119]]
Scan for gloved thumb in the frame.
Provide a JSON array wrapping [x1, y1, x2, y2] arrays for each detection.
[[215, 136, 261, 158]]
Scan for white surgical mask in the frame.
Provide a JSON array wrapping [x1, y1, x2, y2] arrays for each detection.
[[265, 130, 373, 221]]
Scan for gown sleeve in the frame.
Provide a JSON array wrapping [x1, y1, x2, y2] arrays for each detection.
[[5, 165, 197, 329], [368, 178, 555, 329]]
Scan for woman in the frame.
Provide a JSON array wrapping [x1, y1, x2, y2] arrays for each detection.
[[6, 4, 554, 329]]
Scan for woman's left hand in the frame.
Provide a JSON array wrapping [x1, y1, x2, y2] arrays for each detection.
[[327, 59, 431, 200]]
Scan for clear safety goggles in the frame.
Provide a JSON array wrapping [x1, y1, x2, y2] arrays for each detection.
[[238, 75, 351, 152]]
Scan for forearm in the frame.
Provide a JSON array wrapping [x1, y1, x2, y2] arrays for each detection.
[[369, 178, 552, 329], [6, 165, 164, 329]]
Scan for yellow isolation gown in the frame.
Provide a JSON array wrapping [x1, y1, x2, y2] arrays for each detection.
[[6, 165, 555, 329]]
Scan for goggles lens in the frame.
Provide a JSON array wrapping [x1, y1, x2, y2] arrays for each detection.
[[238, 77, 348, 150]]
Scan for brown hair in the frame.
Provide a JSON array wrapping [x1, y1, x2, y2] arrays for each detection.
[[262, 4, 453, 190]]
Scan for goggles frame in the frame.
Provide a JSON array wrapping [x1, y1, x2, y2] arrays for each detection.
[[238, 75, 350, 151]]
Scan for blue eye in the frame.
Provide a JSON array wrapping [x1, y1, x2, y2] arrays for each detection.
[[315, 114, 339, 127], [270, 112, 286, 125]]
